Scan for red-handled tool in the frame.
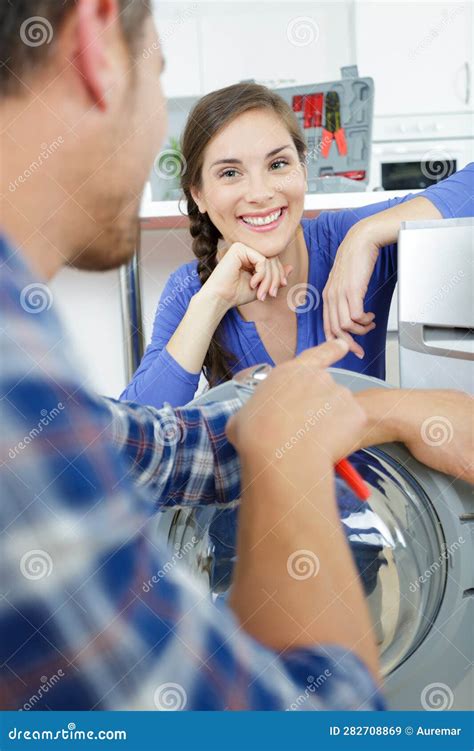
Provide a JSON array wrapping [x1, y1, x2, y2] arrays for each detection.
[[303, 93, 323, 128], [335, 458, 370, 502], [320, 91, 347, 158], [334, 170, 366, 181], [292, 94, 304, 112], [303, 94, 324, 128]]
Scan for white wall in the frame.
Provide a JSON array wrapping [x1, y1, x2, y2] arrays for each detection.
[[154, 0, 473, 114]]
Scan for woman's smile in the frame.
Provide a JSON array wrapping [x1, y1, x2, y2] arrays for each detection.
[[238, 206, 288, 232]]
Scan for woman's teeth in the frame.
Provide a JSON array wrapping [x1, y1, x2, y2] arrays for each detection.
[[241, 209, 282, 226]]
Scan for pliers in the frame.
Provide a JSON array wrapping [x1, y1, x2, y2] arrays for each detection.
[[320, 91, 347, 158]]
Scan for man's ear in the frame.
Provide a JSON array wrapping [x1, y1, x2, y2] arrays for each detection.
[[72, 0, 122, 110]]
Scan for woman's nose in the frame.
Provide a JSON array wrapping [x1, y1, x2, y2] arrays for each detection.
[[244, 173, 276, 204]]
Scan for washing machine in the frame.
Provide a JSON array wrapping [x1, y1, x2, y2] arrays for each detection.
[[156, 368, 473, 711]]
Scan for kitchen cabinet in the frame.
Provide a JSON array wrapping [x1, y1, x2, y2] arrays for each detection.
[[154, 4, 202, 97], [154, 1, 354, 97], [199, 2, 354, 92], [354, 1, 473, 115]]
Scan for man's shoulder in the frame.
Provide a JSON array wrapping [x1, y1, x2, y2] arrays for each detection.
[[0, 232, 111, 444]]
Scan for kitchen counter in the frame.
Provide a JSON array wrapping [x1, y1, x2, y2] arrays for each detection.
[[140, 185, 421, 229]]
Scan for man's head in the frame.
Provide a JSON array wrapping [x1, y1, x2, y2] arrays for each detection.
[[0, 0, 167, 275]]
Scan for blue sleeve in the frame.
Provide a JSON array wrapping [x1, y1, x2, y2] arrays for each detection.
[[313, 162, 474, 270], [120, 266, 202, 409], [421, 161, 473, 218]]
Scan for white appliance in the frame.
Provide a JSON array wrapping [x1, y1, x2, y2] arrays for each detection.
[[156, 369, 474, 711], [369, 113, 473, 191], [398, 218, 474, 393]]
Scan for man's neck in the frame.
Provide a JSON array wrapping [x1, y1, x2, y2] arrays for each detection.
[[0, 98, 75, 280]]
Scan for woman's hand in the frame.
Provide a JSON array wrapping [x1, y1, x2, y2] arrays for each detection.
[[322, 196, 442, 359], [322, 221, 378, 358], [203, 242, 292, 309]]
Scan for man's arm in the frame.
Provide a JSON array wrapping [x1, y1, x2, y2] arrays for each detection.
[[102, 395, 242, 508], [355, 388, 474, 483], [2, 360, 383, 711], [227, 341, 381, 681]]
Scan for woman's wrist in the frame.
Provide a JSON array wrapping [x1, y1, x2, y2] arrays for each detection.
[[349, 213, 395, 250], [351, 196, 443, 251], [192, 286, 232, 319]]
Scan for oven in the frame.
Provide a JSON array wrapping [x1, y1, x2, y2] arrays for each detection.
[[369, 113, 473, 191]]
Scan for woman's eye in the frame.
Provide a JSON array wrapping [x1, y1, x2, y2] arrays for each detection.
[[219, 169, 239, 179], [270, 159, 289, 170]]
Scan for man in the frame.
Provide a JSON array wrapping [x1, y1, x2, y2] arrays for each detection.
[[0, 0, 472, 712]]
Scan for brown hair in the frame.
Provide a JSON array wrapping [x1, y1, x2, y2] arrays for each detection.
[[181, 82, 307, 387], [0, 0, 152, 96]]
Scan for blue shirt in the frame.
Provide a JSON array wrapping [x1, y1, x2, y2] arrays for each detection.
[[121, 164, 474, 409], [0, 235, 385, 711]]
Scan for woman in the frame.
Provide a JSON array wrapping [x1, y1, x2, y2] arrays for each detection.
[[121, 83, 472, 408]]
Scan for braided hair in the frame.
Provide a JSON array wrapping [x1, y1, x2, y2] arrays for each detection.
[[186, 198, 237, 386], [180, 82, 307, 387]]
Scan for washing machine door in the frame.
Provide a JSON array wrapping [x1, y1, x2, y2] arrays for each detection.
[[158, 369, 473, 708]]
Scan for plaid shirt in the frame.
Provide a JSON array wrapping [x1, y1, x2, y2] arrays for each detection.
[[0, 236, 384, 711]]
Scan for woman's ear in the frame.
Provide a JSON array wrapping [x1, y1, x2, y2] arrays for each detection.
[[191, 187, 206, 214]]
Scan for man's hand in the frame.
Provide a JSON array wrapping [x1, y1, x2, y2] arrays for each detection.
[[227, 339, 367, 468], [355, 388, 474, 483]]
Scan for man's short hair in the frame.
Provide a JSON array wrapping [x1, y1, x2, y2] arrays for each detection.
[[0, 0, 152, 96]]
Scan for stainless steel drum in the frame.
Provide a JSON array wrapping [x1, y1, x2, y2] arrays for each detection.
[[155, 369, 473, 711]]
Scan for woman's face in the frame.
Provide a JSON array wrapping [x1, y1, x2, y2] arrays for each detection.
[[192, 109, 307, 258]]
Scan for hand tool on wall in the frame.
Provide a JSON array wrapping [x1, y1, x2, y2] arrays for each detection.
[[292, 94, 303, 112], [320, 91, 348, 158], [303, 92, 323, 128]]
